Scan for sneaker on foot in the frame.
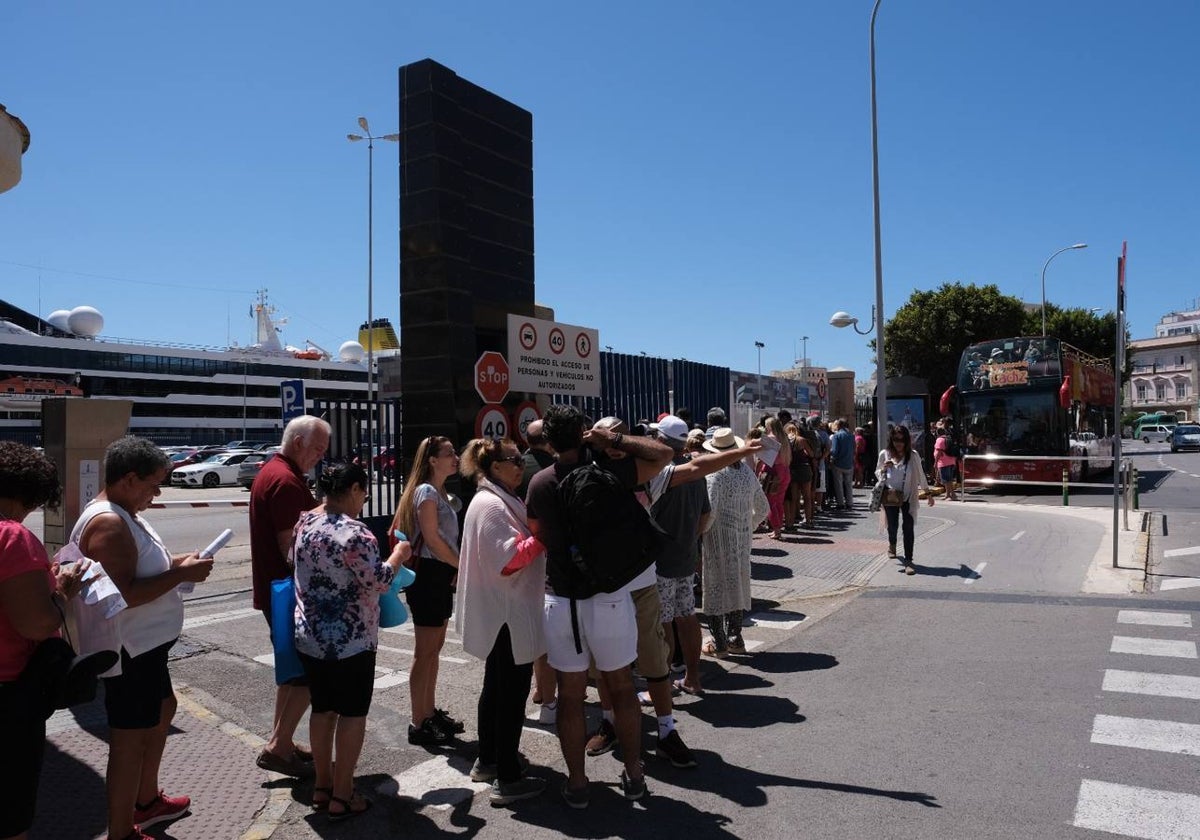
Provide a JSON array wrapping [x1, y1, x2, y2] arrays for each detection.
[[887, 544, 897, 559], [408, 717, 452, 746], [655, 729, 697, 768], [433, 707, 465, 734], [538, 700, 557, 725], [489, 775, 546, 806], [471, 754, 530, 782], [585, 719, 617, 756], [619, 767, 647, 801], [561, 780, 590, 809], [133, 790, 191, 829], [905, 564, 916, 575], [727, 636, 747, 655]]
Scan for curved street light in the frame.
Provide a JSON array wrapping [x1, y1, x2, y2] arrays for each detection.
[[829, 306, 877, 336], [1040, 243, 1088, 337], [348, 117, 400, 505]]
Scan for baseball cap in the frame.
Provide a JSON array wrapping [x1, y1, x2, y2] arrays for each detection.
[[650, 415, 689, 443]]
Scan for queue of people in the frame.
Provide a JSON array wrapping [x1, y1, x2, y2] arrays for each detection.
[[1, 404, 943, 836]]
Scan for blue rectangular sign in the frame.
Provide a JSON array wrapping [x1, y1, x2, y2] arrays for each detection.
[[280, 379, 306, 422]]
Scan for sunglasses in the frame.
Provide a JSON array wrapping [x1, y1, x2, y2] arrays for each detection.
[[495, 454, 524, 466]]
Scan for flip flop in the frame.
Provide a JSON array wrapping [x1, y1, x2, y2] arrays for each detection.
[[672, 678, 704, 697], [328, 793, 372, 821]]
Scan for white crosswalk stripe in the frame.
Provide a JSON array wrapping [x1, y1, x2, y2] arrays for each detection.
[[1071, 610, 1200, 839]]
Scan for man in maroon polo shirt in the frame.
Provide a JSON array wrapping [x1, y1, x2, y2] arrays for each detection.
[[249, 414, 330, 777]]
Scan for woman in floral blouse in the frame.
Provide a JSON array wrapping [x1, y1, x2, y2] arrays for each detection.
[[292, 463, 410, 820]]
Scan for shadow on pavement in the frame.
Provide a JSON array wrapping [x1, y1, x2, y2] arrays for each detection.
[[731, 650, 838, 675], [749, 561, 793, 581], [681, 691, 805, 730], [908, 562, 976, 579], [34, 741, 108, 840], [301, 772, 486, 839], [643, 749, 941, 810]]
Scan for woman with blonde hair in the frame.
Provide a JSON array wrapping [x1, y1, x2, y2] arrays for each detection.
[[456, 438, 547, 805], [390, 436, 462, 745], [757, 416, 791, 540]]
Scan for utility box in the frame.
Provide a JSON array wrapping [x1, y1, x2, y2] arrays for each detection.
[[41, 398, 132, 553]]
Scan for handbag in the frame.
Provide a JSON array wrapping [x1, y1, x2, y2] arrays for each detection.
[[16, 598, 118, 721], [269, 578, 305, 685], [882, 487, 905, 507], [869, 481, 886, 512]]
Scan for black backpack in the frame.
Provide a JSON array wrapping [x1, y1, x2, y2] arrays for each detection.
[[942, 434, 960, 458], [558, 463, 667, 598]]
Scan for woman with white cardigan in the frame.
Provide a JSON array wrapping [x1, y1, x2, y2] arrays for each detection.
[[875, 424, 934, 575], [456, 438, 548, 806]]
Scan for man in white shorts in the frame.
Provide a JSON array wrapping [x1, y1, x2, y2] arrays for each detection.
[[526, 405, 672, 808]]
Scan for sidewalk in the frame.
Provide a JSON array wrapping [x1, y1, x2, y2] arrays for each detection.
[[35, 678, 276, 840]]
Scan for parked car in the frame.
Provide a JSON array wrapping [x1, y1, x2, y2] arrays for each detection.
[[162, 449, 203, 483], [1170, 424, 1200, 453], [1140, 425, 1172, 444], [236, 450, 278, 488], [224, 439, 275, 450], [172, 450, 257, 487]]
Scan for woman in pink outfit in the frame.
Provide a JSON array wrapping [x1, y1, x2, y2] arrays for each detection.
[[759, 416, 792, 539]]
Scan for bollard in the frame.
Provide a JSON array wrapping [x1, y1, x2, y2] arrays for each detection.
[[1132, 465, 1139, 510], [1062, 467, 1069, 506]]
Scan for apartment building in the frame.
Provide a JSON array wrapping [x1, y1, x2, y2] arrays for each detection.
[[1127, 308, 1200, 421]]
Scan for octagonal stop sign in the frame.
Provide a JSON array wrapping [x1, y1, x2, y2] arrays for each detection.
[[475, 351, 510, 404]]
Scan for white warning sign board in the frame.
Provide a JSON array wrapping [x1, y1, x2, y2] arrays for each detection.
[[507, 313, 601, 398]]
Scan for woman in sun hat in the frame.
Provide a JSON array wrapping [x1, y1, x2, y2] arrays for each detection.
[[699, 429, 769, 657]]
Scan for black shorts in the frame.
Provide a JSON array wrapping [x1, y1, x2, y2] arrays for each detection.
[[0, 683, 46, 837], [262, 610, 310, 687], [404, 557, 456, 627], [103, 639, 176, 730], [298, 650, 376, 717]]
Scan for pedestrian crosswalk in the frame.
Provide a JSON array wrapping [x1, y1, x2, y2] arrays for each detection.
[[1072, 608, 1200, 838]]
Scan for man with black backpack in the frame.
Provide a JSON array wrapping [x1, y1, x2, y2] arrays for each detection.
[[526, 404, 672, 808]]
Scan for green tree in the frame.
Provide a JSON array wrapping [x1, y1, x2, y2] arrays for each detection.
[[881, 283, 1027, 400], [1025, 305, 1125, 372]]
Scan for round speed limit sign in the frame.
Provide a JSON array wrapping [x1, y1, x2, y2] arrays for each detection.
[[475, 406, 510, 440]]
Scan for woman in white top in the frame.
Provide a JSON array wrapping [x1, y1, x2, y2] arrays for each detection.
[[456, 437, 547, 805], [75, 437, 214, 840], [875, 425, 934, 575]]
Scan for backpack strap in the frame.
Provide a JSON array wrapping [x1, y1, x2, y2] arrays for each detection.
[[569, 598, 583, 655]]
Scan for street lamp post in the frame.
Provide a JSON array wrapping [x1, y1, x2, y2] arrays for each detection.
[[755, 341, 765, 407], [1040, 243, 1088, 337], [868, 0, 887, 455], [348, 118, 400, 491], [799, 335, 809, 407]]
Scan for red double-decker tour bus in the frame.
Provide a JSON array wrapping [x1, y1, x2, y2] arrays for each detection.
[[953, 337, 1116, 486]]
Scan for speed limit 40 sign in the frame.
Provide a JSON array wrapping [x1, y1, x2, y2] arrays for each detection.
[[475, 406, 510, 440]]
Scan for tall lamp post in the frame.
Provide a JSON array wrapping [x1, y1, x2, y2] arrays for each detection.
[[798, 335, 810, 407], [867, 0, 887, 455], [348, 118, 400, 488], [830, 306, 878, 435], [754, 341, 765, 407], [1040, 243, 1088, 337]]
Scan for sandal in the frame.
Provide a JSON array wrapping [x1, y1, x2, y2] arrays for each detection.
[[702, 639, 728, 659], [672, 678, 704, 697], [328, 792, 372, 821], [311, 787, 332, 811]]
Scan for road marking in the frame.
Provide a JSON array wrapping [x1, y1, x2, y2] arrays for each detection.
[[182, 606, 260, 629], [522, 724, 560, 738], [1091, 713, 1200, 756], [381, 754, 488, 810], [1160, 578, 1200, 591], [1117, 610, 1192, 628], [964, 562, 987, 584], [252, 652, 410, 687], [961, 511, 1009, 519], [1102, 669, 1200, 700], [1073, 779, 1200, 839], [1163, 546, 1200, 558], [1110, 636, 1198, 659], [746, 611, 807, 631], [1011, 531, 1025, 541], [377, 643, 469, 665], [743, 639, 765, 652]]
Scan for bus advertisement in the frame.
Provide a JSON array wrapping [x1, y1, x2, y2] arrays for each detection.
[[956, 337, 1116, 485]]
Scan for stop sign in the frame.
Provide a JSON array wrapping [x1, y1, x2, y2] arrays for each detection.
[[474, 351, 510, 404]]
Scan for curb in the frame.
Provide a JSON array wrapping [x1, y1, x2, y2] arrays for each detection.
[[174, 685, 291, 840]]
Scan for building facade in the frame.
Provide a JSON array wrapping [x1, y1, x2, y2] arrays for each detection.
[[1126, 309, 1200, 421]]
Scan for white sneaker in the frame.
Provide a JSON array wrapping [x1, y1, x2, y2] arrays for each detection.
[[538, 701, 557, 726]]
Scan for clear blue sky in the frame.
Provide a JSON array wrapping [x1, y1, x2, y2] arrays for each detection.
[[2, 1, 1196, 381]]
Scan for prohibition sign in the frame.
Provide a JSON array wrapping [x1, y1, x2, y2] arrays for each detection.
[[518, 322, 538, 351], [575, 332, 592, 358], [548, 327, 566, 355]]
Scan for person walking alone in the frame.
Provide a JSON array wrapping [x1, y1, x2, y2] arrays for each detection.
[[876, 425, 934, 575]]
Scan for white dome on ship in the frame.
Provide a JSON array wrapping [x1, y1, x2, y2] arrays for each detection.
[[339, 341, 365, 363], [47, 309, 72, 331], [67, 306, 104, 337]]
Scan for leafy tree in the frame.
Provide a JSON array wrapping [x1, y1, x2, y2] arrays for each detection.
[[880, 283, 1027, 400], [1025, 306, 1129, 376]]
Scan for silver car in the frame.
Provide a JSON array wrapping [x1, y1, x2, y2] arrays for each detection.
[[1170, 425, 1200, 453]]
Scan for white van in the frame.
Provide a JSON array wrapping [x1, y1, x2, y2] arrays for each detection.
[[1140, 425, 1172, 443]]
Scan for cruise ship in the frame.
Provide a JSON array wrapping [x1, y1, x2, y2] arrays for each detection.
[[0, 294, 386, 446]]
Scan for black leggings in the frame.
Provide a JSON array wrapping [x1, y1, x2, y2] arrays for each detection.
[[885, 501, 915, 561], [477, 625, 533, 783]]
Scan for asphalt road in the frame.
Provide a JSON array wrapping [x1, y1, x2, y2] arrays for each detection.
[[28, 458, 1200, 839]]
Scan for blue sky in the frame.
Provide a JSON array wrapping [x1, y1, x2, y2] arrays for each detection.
[[2, 1, 1196, 381]]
